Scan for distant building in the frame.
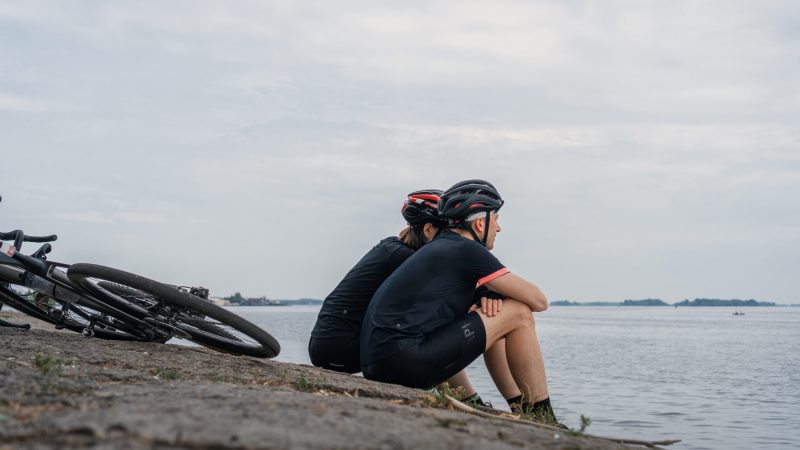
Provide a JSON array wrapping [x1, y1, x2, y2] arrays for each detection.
[[210, 297, 232, 306]]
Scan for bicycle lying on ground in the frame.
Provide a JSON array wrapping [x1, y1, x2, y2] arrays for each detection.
[[0, 196, 280, 358]]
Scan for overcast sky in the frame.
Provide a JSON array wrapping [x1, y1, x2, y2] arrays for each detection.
[[2, 1, 798, 303]]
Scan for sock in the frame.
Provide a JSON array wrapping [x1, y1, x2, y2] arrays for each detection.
[[506, 395, 524, 413]]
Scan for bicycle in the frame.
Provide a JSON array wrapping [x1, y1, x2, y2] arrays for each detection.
[[0, 230, 147, 340], [67, 264, 280, 358], [1, 196, 280, 358]]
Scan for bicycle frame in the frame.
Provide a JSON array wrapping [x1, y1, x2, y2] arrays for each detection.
[[0, 234, 173, 339]]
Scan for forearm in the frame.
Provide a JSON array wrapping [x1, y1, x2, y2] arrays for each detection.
[[486, 272, 548, 312]]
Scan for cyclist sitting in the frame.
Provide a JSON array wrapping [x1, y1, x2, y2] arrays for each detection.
[[361, 179, 562, 424], [309, 189, 496, 405]]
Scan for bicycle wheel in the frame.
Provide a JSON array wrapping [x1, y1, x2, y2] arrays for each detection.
[[67, 263, 280, 358], [0, 282, 144, 340]]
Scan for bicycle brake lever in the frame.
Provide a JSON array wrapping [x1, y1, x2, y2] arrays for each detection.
[[31, 243, 52, 260]]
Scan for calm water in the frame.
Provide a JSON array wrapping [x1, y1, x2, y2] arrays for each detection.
[[230, 305, 799, 450]]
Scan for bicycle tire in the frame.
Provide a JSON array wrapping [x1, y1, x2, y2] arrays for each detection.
[[68, 263, 280, 358]]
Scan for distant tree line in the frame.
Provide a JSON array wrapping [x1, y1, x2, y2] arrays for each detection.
[[550, 298, 776, 307], [223, 293, 323, 306], [551, 299, 668, 306], [673, 298, 776, 307]]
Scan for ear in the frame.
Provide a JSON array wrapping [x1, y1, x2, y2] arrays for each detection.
[[472, 217, 485, 234]]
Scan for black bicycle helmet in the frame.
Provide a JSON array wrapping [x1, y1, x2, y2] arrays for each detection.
[[438, 179, 504, 246], [401, 189, 447, 244]]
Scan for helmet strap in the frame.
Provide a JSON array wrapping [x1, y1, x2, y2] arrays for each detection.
[[482, 211, 490, 245], [458, 211, 491, 246], [460, 220, 485, 247]]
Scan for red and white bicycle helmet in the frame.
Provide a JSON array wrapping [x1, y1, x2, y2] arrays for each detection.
[[401, 189, 447, 228]]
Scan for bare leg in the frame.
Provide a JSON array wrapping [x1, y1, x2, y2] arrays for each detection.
[[446, 369, 476, 396], [484, 339, 522, 400], [478, 299, 549, 402]]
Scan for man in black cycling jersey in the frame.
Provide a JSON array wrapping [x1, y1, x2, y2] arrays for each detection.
[[361, 179, 561, 424]]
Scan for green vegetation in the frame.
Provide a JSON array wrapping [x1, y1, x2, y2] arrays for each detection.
[[34, 353, 64, 376], [209, 373, 245, 384], [579, 414, 592, 433], [622, 299, 669, 306], [151, 367, 180, 379], [518, 406, 563, 428], [552, 298, 777, 307], [293, 376, 321, 392], [223, 292, 323, 306], [423, 382, 468, 408], [674, 298, 776, 307], [435, 417, 468, 428]]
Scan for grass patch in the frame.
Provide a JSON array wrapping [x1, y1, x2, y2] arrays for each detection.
[[292, 376, 320, 392], [423, 382, 468, 408], [34, 353, 64, 377], [434, 417, 468, 428], [209, 373, 245, 384], [519, 408, 564, 427], [39, 381, 89, 395], [151, 367, 180, 380], [579, 414, 592, 433]]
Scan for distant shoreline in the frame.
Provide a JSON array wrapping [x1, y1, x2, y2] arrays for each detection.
[[551, 299, 789, 307], [223, 300, 797, 307]]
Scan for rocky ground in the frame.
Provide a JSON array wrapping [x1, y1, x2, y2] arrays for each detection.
[[1, 311, 647, 450]]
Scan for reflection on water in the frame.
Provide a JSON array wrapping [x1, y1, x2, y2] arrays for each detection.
[[230, 305, 800, 450]]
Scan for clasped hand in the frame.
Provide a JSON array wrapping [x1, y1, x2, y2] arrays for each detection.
[[468, 290, 504, 317]]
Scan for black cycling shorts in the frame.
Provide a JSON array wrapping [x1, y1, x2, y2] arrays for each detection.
[[308, 336, 362, 374], [362, 312, 486, 389]]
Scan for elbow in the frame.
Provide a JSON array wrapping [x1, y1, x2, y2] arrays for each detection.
[[532, 294, 548, 312]]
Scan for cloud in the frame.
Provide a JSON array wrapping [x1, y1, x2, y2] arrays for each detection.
[[0, 92, 55, 113], [1, 1, 799, 301]]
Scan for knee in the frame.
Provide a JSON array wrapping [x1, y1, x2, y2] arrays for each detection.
[[503, 298, 534, 328]]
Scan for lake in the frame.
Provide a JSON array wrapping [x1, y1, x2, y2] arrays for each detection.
[[230, 305, 798, 450]]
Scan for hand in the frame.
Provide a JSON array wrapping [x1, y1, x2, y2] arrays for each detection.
[[468, 296, 503, 317]]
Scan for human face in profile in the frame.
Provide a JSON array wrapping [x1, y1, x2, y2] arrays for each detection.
[[484, 212, 501, 250]]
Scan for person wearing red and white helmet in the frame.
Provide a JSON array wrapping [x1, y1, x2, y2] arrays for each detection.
[[308, 189, 447, 374]]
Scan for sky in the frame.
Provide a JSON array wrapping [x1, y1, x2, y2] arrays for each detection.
[[1, 1, 798, 303]]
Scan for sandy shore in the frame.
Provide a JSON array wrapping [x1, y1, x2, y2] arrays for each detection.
[[0, 311, 640, 449]]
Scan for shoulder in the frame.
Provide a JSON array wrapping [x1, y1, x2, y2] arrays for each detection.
[[380, 236, 414, 260], [437, 231, 487, 253], [379, 236, 412, 252]]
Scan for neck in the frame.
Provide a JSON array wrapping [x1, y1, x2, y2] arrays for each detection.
[[450, 228, 475, 241]]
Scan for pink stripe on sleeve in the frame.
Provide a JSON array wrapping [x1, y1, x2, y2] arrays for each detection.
[[476, 267, 509, 287]]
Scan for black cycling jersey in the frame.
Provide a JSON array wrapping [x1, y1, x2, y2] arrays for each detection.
[[360, 230, 507, 367], [310, 236, 414, 364]]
